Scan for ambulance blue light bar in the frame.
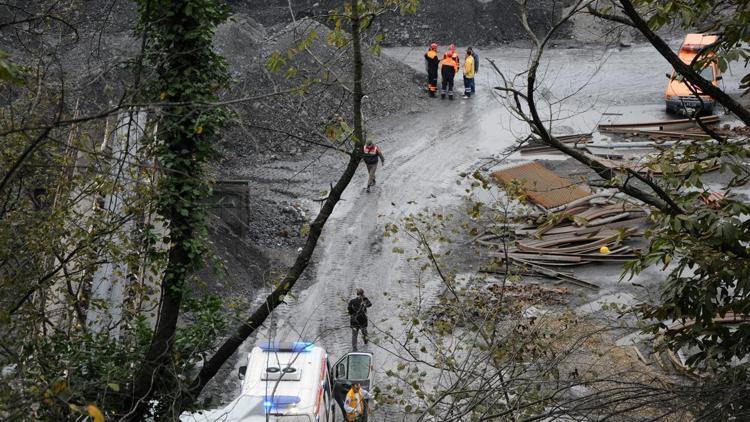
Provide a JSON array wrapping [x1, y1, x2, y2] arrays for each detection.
[[259, 341, 315, 353], [263, 395, 301, 413]]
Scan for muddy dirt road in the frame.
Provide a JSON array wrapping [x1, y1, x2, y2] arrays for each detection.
[[217, 43, 743, 418]]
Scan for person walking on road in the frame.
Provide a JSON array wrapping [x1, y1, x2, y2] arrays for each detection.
[[462, 48, 476, 99], [344, 383, 372, 421], [362, 141, 384, 193], [439, 52, 458, 100], [348, 288, 372, 351], [424, 43, 440, 97]]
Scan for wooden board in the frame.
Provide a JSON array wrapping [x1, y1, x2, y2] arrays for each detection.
[[598, 115, 719, 129], [492, 162, 589, 209]]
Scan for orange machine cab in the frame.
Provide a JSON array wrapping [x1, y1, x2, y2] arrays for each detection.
[[665, 33, 722, 115]]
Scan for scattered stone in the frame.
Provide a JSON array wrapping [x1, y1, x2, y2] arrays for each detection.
[[522, 306, 551, 319], [576, 293, 636, 316]]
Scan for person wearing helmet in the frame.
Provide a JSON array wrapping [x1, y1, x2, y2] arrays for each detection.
[[424, 43, 440, 97], [448, 43, 460, 68], [439, 52, 458, 100]]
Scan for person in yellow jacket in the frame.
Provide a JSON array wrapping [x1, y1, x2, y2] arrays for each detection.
[[462, 48, 476, 99], [344, 383, 372, 421]]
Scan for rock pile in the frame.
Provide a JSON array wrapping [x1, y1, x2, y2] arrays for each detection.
[[213, 15, 424, 173], [227, 0, 569, 46]]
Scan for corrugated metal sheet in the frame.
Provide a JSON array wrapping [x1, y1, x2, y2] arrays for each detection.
[[492, 161, 589, 208]]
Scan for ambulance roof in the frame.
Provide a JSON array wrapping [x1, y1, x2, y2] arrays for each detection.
[[243, 342, 326, 418], [181, 342, 326, 422]]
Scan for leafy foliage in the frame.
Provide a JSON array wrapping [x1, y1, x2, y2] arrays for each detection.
[[624, 140, 750, 369], [0, 51, 23, 85], [0, 1, 233, 419], [128, 0, 232, 418]]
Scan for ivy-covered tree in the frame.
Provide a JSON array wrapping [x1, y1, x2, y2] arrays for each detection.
[[2, 0, 231, 420], [125, 0, 230, 419]]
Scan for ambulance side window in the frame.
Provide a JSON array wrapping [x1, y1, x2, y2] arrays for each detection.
[[336, 362, 346, 379]]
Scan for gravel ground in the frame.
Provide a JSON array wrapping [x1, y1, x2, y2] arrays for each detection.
[[227, 0, 574, 46], [196, 40, 747, 419]]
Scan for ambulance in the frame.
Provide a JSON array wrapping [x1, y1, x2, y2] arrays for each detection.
[[182, 341, 373, 422]]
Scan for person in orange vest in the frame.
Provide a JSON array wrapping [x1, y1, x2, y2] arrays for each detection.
[[424, 43, 440, 97], [439, 52, 458, 100], [447, 43, 460, 68], [362, 140, 384, 193], [344, 383, 372, 421]]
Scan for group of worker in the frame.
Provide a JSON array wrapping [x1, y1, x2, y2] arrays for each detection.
[[425, 43, 478, 100], [358, 45, 478, 193], [358, 44, 480, 193]]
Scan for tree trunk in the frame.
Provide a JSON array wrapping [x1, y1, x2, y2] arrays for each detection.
[[125, 0, 224, 418], [178, 0, 367, 410]]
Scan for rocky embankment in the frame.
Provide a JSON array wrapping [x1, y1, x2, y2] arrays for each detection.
[[228, 0, 572, 46]]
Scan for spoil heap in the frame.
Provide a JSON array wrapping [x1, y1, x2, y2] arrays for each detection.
[[213, 16, 423, 171]]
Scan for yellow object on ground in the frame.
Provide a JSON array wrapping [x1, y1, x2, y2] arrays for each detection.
[[600, 246, 610, 254], [87, 404, 104, 422]]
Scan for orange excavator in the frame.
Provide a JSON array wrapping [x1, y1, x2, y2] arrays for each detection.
[[665, 33, 723, 115]]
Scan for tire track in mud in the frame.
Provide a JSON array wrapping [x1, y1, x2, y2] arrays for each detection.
[[256, 92, 508, 421], [218, 79, 511, 418]]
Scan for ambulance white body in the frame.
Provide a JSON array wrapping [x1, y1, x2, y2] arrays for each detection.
[[182, 342, 373, 422], [183, 342, 334, 422]]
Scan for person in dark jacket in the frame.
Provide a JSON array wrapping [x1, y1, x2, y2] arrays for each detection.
[[424, 43, 440, 97], [348, 288, 372, 351], [439, 53, 458, 100]]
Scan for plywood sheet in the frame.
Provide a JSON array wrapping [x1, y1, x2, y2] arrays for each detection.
[[492, 162, 589, 208]]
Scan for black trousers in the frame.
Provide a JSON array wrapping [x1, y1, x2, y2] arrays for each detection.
[[351, 326, 368, 350], [441, 75, 454, 96]]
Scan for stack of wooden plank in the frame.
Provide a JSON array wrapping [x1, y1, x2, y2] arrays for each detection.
[[584, 115, 724, 161], [597, 115, 720, 140], [518, 133, 592, 154], [580, 152, 720, 176], [477, 192, 648, 290]]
